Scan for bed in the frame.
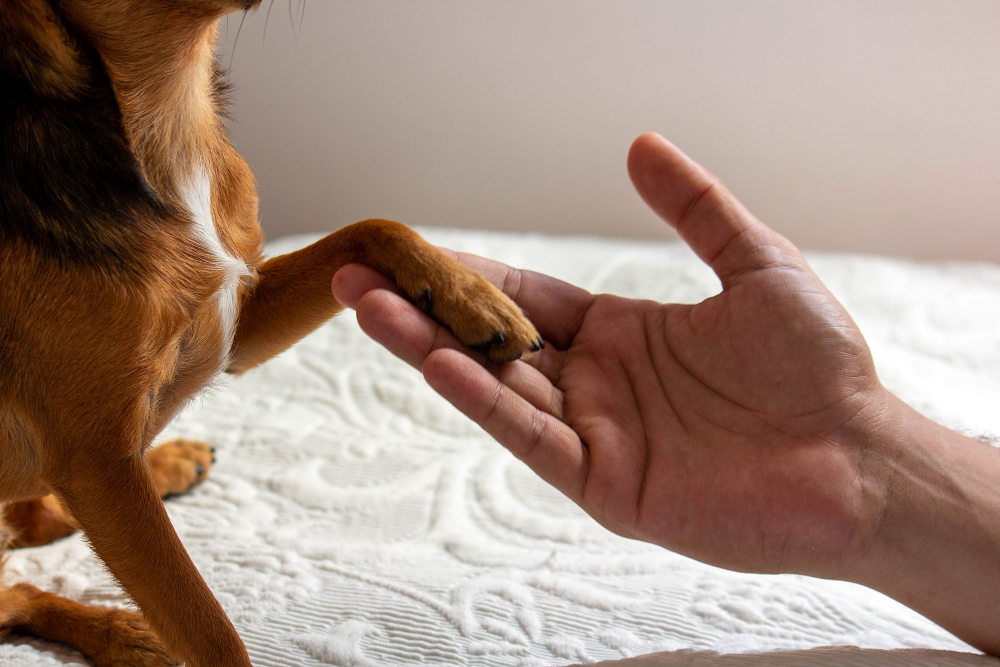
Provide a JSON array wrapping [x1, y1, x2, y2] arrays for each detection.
[[4, 227, 1000, 667]]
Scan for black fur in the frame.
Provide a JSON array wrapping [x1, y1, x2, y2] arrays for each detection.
[[0, 4, 169, 271]]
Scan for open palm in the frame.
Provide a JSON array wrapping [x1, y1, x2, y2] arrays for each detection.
[[332, 133, 891, 581]]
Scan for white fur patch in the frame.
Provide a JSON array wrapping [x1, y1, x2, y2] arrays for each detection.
[[180, 166, 252, 364]]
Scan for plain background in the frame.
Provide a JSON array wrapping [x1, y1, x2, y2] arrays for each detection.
[[218, 0, 1000, 261]]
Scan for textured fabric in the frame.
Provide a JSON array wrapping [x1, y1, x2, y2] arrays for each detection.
[[3, 228, 999, 666]]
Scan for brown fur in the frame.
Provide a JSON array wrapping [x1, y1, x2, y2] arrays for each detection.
[[0, 0, 540, 664]]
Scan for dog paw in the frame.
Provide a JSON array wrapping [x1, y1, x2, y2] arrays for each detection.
[[400, 258, 542, 363], [90, 609, 176, 667], [146, 439, 215, 498], [348, 219, 542, 362], [429, 277, 542, 362], [3, 495, 78, 548]]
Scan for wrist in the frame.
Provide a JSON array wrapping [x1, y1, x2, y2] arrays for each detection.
[[850, 392, 1000, 654]]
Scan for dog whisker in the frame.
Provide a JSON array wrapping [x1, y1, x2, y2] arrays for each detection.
[[263, 0, 277, 47], [230, 9, 249, 65]]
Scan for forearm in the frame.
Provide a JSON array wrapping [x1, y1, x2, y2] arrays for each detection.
[[228, 219, 537, 372], [228, 240, 346, 374], [856, 394, 1000, 654], [228, 219, 428, 374]]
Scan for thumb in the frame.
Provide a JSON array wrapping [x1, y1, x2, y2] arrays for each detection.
[[627, 133, 798, 285]]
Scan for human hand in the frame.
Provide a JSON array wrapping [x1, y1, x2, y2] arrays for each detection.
[[332, 133, 895, 580]]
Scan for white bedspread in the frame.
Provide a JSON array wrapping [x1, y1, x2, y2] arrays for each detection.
[[4, 227, 1000, 667]]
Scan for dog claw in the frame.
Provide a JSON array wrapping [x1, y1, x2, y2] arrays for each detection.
[[405, 254, 540, 363], [418, 287, 434, 314]]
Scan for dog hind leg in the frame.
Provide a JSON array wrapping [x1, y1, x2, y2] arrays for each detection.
[[0, 584, 174, 666], [4, 438, 216, 549], [2, 495, 78, 549], [1, 513, 174, 665]]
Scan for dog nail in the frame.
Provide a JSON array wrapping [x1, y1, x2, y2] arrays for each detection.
[[196, 464, 205, 477], [419, 287, 433, 313]]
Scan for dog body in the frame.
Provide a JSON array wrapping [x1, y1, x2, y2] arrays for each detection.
[[0, 1, 540, 664]]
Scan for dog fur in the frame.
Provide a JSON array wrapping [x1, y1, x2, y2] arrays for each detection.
[[0, 0, 541, 664]]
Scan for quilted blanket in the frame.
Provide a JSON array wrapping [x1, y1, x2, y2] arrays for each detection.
[[3, 227, 1000, 667]]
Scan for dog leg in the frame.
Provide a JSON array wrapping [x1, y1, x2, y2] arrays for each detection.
[[0, 583, 174, 666], [50, 451, 250, 666], [228, 218, 541, 373], [2, 495, 78, 549], [4, 439, 216, 549], [1, 514, 172, 665]]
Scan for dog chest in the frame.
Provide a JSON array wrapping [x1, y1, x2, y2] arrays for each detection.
[[179, 166, 252, 365]]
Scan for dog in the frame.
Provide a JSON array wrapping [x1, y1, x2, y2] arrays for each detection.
[[0, 0, 542, 664]]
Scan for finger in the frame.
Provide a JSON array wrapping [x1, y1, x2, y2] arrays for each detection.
[[437, 249, 595, 351], [353, 287, 487, 370], [423, 347, 585, 499], [341, 265, 567, 383], [627, 132, 802, 286], [332, 264, 400, 308], [497, 358, 565, 420], [336, 253, 593, 352]]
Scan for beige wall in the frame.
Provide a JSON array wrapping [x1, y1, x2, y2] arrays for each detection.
[[219, 0, 1000, 261]]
